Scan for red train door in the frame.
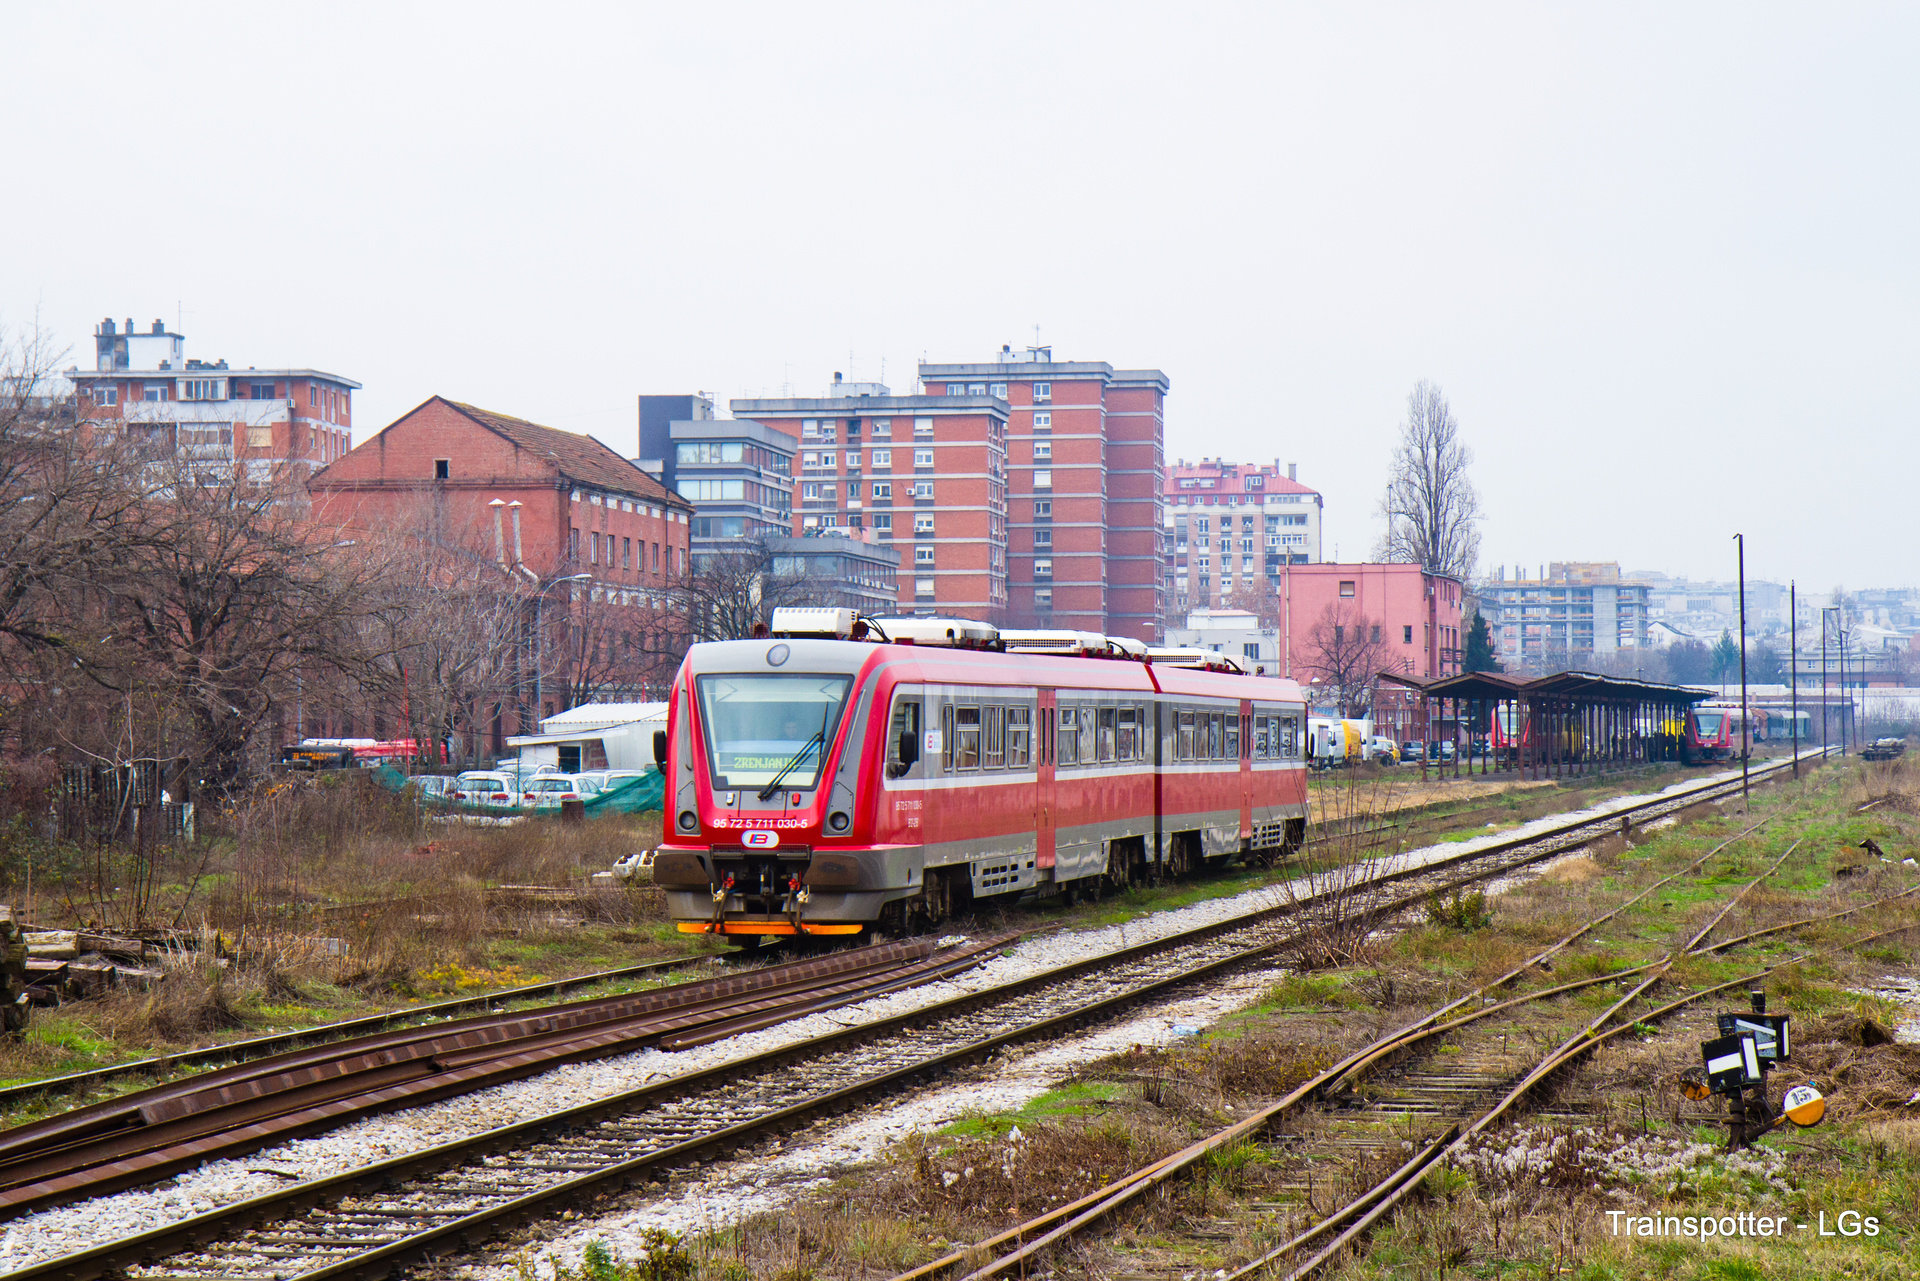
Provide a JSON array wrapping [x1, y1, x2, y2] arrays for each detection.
[[1036, 689, 1056, 872], [1240, 702, 1253, 841]]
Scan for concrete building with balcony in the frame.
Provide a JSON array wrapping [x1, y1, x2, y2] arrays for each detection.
[[1481, 562, 1652, 669], [733, 375, 1010, 620], [919, 348, 1167, 641], [768, 533, 899, 618], [1163, 458, 1323, 614], [68, 317, 356, 486]]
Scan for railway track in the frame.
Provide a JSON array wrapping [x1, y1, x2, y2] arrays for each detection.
[[898, 756, 1920, 1280], [4, 755, 1822, 1281]]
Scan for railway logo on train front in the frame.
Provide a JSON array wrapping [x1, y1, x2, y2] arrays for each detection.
[[741, 830, 782, 849]]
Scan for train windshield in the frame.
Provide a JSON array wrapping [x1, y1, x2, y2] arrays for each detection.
[[1694, 712, 1724, 735], [694, 674, 853, 790]]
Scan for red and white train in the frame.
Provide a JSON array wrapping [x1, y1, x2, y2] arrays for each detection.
[[650, 610, 1312, 940]]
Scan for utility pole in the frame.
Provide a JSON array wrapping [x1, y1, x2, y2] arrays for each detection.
[[1789, 582, 1799, 778], [1734, 534, 1749, 810]]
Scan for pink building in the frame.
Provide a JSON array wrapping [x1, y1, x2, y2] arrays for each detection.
[[1270, 563, 1465, 687]]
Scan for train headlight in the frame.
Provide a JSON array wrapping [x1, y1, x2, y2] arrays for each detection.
[[827, 810, 851, 833], [678, 810, 698, 832]]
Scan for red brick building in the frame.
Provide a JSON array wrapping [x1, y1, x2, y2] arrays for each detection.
[[919, 349, 1168, 642], [69, 317, 355, 486], [732, 382, 1010, 620], [310, 396, 692, 588]]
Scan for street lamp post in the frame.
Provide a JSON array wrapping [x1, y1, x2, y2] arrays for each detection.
[[533, 573, 594, 730]]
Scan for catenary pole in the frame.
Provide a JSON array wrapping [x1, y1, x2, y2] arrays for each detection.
[[1735, 533, 1749, 810]]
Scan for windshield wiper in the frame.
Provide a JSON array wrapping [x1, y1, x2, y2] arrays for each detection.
[[758, 728, 825, 801]]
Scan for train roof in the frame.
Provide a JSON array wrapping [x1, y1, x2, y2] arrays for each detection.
[[681, 632, 1305, 702]]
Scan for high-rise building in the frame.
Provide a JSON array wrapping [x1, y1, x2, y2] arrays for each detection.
[[732, 375, 1010, 620], [68, 316, 356, 486], [635, 394, 796, 559], [1480, 562, 1652, 667], [919, 347, 1167, 642], [1163, 458, 1324, 615]]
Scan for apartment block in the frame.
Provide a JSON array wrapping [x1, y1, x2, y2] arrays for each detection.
[[1164, 458, 1323, 614], [69, 317, 356, 486], [919, 347, 1168, 642], [732, 377, 1010, 619], [1480, 561, 1652, 667]]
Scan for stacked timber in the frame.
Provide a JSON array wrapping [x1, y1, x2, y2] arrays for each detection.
[[20, 928, 164, 1005]]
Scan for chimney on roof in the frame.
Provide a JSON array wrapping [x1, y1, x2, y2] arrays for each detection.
[[509, 500, 525, 566], [152, 320, 164, 334], [101, 317, 115, 336], [125, 318, 134, 335], [489, 499, 507, 567], [1288, 462, 1297, 481]]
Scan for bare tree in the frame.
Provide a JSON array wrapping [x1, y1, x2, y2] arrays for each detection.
[[1220, 580, 1282, 628], [1303, 602, 1392, 717], [1379, 380, 1481, 582], [675, 542, 816, 643], [552, 585, 686, 709]]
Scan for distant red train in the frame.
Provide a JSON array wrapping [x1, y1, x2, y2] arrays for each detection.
[[650, 611, 1312, 940], [1684, 705, 1756, 763]]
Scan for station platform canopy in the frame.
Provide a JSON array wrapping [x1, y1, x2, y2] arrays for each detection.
[[1375, 669, 1713, 779]]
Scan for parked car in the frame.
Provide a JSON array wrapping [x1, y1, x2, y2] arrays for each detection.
[[449, 771, 518, 808], [1401, 741, 1425, 762], [520, 775, 595, 810], [578, 768, 651, 789], [406, 775, 454, 802], [1428, 741, 1457, 761], [1368, 736, 1400, 764]]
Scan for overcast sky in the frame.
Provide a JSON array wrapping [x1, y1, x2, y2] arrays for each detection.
[[5, 3, 1914, 591]]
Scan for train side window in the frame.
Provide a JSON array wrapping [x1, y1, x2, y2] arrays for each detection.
[[941, 704, 955, 772], [1117, 707, 1138, 761], [1078, 708, 1097, 764], [886, 697, 922, 779], [1177, 709, 1195, 761], [1254, 715, 1271, 759], [1057, 708, 1079, 766], [1225, 714, 1241, 761], [984, 706, 1006, 768], [1280, 714, 1300, 758], [1008, 706, 1032, 766], [1208, 713, 1223, 760], [955, 706, 981, 770], [1097, 707, 1117, 762]]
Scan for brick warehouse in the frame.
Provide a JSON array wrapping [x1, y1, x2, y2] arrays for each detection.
[[732, 379, 1011, 621], [919, 347, 1167, 642], [310, 397, 693, 726]]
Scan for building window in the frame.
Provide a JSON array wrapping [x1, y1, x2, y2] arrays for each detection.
[[1033, 470, 1052, 489], [1034, 559, 1052, 578], [434, 458, 449, 479], [872, 448, 891, 467], [569, 528, 580, 560], [1033, 529, 1052, 549], [913, 448, 935, 467], [1034, 588, 1052, 609], [1033, 381, 1051, 403], [1404, 625, 1414, 643], [914, 515, 934, 534], [1033, 411, 1051, 431], [871, 482, 891, 499], [914, 481, 933, 499], [820, 484, 835, 498], [144, 383, 168, 402], [845, 450, 860, 469], [915, 577, 935, 596], [1371, 624, 1381, 643], [1339, 580, 1356, 597], [801, 419, 819, 438], [874, 514, 892, 531], [801, 452, 819, 467], [988, 382, 1007, 398], [915, 547, 935, 564], [820, 451, 835, 467], [1034, 442, 1052, 460], [248, 381, 274, 400], [871, 418, 890, 435], [913, 417, 934, 436], [90, 385, 117, 406], [802, 483, 820, 500], [1034, 500, 1051, 519], [180, 378, 224, 401]]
